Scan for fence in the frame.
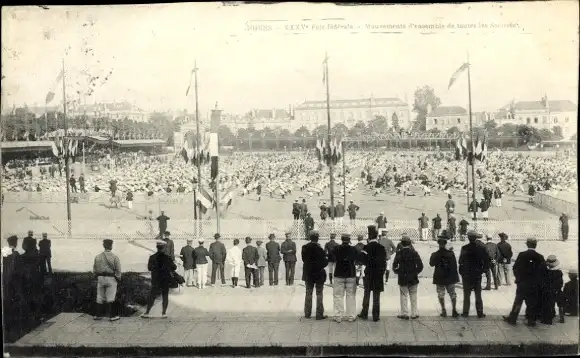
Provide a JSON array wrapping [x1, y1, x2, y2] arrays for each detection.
[[2, 192, 200, 204], [3, 218, 577, 242], [534, 191, 578, 219]]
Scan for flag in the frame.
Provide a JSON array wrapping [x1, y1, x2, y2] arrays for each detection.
[[22, 131, 29, 140], [454, 136, 463, 160], [185, 65, 197, 96], [315, 138, 323, 162], [474, 135, 483, 161], [210, 109, 220, 180], [461, 136, 468, 159], [331, 138, 338, 165], [448, 63, 469, 90], [181, 138, 189, 163], [45, 69, 64, 104], [480, 136, 488, 162], [197, 187, 214, 214], [336, 139, 342, 164], [51, 141, 59, 157]]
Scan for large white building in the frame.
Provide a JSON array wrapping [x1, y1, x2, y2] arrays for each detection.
[[292, 97, 411, 132], [494, 99, 577, 138], [426, 106, 490, 132], [220, 108, 292, 133]]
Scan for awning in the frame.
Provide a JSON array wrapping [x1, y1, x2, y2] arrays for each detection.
[[0, 141, 53, 152], [86, 135, 111, 143]]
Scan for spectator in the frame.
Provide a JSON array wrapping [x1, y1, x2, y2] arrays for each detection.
[[265, 233, 281, 286], [375, 212, 387, 233], [193, 239, 210, 289], [378, 231, 396, 284], [256, 240, 267, 287], [458, 217, 469, 241], [209, 233, 227, 286], [242, 237, 259, 289], [496, 233, 513, 286], [226, 239, 243, 288], [539, 255, 565, 325], [393, 235, 424, 320], [38, 232, 52, 275], [180, 239, 196, 287], [483, 235, 500, 290], [281, 231, 297, 286], [93, 239, 122, 321], [503, 238, 545, 326], [126, 190, 133, 209], [354, 235, 365, 287], [418, 213, 429, 241], [561, 268, 578, 319], [22, 230, 37, 253], [301, 230, 328, 320], [358, 225, 387, 322], [332, 234, 358, 323], [458, 231, 490, 318], [324, 233, 339, 285], [430, 232, 460, 318], [447, 214, 457, 241], [432, 214, 442, 241], [156, 211, 170, 239], [493, 185, 503, 207], [161, 231, 175, 262], [304, 213, 314, 239], [559, 212, 569, 241], [141, 240, 176, 319]]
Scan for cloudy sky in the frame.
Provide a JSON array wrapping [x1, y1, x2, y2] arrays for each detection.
[[1, 2, 578, 116]]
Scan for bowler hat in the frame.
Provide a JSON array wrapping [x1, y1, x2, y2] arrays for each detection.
[[341, 234, 351, 242], [103, 239, 113, 246], [437, 238, 448, 245], [401, 235, 411, 243], [526, 237, 538, 245], [546, 255, 560, 269], [498, 232, 508, 240], [467, 230, 482, 239], [164, 231, 171, 236], [214, 233, 221, 239]]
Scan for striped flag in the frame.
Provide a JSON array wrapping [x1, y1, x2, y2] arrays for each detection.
[[315, 138, 323, 162], [474, 135, 483, 161], [51, 141, 59, 157], [197, 187, 214, 214], [454, 136, 463, 160], [181, 138, 189, 163], [448, 63, 469, 90], [209, 109, 221, 180], [45, 69, 64, 104], [185, 63, 197, 96]]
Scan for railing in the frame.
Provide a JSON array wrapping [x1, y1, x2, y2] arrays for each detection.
[[534, 191, 578, 219], [3, 218, 577, 241]]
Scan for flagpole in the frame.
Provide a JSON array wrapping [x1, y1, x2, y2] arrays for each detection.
[[325, 52, 336, 220], [342, 141, 346, 208], [62, 58, 72, 234], [467, 52, 477, 222], [194, 60, 202, 239], [464, 132, 470, 214]]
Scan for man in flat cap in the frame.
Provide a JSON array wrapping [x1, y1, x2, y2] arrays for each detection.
[[193, 239, 210, 289], [161, 231, 175, 262], [209, 233, 227, 286], [559, 212, 569, 241], [458, 230, 490, 318], [180, 239, 196, 287], [38, 232, 52, 275], [429, 231, 460, 318], [156, 211, 170, 239], [301, 230, 328, 320], [332, 234, 358, 322], [265, 233, 281, 286], [281, 231, 297, 285], [93, 239, 122, 321], [22, 230, 37, 254], [358, 225, 387, 322], [503, 237, 545, 326], [496, 233, 513, 286], [324, 233, 339, 285]]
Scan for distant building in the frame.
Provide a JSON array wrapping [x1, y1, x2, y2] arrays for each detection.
[[221, 108, 292, 133], [293, 97, 410, 132], [496, 99, 577, 138], [67, 102, 148, 122], [426, 106, 491, 132]]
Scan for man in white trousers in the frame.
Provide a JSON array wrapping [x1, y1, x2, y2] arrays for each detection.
[[193, 239, 210, 289], [227, 239, 243, 288]]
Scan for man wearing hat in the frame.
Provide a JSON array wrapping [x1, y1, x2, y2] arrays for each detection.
[[332, 234, 358, 322], [358, 225, 387, 322], [301, 230, 328, 320], [209, 233, 227, 286], [539, 255, 564, 325], [242, 237, 259, 289], [559, 212, 569, 241], [354, 235, 366, 287], [22, 230, 37, 253], [281, 231, 297, 285], [38, 232, 52, 275], [93, 239, 122, 321], [161, 231, 175, 262], [483, 235, 500, 290], [292, 199, 300, 221], [393, 235, 424, 320], [379, 231, 396, 284], [266, 233, 282, 286], [193, 239, 210, 289], [156, 211, 170, 239], [375, 212, 387, 233], [256, 240, 267, 287], [496, 233, 513, 286], [458, 230, 490, 318], [429, 231, 460, 318], [304, 213, 315, 239], [324, 233, 339, 285], [226, 239, 243, 288], [347, 200, 359, 223], [503, 238, 545, 326], [335, 201, 345, 225], [180, 239, 196, 287], [561, 268, 578, 319], [142, 240, 177, 319]]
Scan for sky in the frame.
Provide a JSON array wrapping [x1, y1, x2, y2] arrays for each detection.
[[1, 2, 578, 117]]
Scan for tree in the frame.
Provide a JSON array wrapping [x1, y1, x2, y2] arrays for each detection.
[[348, 121, 366, 137], [218, 125, 235, 145], [538, 128, 554, 141], [367, 115, 388, 134], [279, 128, 291, 137], [496, 123, 517, 137], [483, 119, 497, 132], [427, 128, 441, 134], [412, 85, 441, 131], [294, 126, 310, 138], [331, 123, 348, 138], [312, 125, 328, 137], [391, 113, 400, 130], [552, 126, 563, 139], [516, 124, 540, 144]]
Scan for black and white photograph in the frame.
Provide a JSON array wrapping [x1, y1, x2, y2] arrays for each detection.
[[1, 2, 578, 357]]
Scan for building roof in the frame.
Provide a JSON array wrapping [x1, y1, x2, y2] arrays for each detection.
[[295, 97, 406, 110], [427, 106, 467, 117], [113, 139, 165, 147], [513, 100, 576, 112]]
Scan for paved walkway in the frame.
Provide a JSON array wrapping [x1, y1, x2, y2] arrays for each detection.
[[8, 312, 578, 356]]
